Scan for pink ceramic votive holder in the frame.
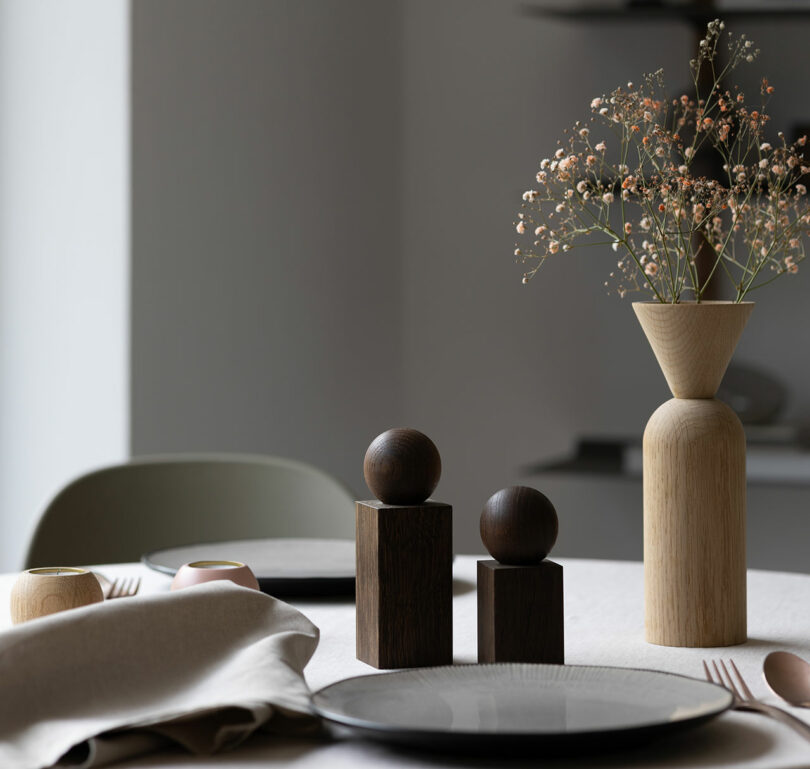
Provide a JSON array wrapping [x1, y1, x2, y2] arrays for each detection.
[[171, 560, 260, 591]]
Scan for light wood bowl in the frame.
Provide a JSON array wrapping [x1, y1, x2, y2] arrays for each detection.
[[10, 567, 104, 624]]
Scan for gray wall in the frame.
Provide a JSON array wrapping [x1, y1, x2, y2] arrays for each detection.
[[131, 3, 810, 564], [131, 1, 404, 497]]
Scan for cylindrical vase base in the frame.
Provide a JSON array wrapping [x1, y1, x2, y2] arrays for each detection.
[[643, 397, 747, 647]]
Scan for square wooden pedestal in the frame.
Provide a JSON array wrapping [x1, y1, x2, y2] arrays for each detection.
[[477, 559, 564, 664], [356, 500, 453, 669]]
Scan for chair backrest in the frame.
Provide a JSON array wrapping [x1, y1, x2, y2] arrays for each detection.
[[25, 453, 356, 568]]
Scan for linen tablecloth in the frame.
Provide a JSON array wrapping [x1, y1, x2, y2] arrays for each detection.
[[2, 557, 809, 768]]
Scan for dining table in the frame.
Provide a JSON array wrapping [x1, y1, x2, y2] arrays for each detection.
[[2, 555, 810, 768]]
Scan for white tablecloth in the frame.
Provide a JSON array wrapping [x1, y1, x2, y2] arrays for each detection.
[[3, 557, 810, 768]]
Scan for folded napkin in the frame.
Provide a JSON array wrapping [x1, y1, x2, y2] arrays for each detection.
[[0, 581, 320, 769]]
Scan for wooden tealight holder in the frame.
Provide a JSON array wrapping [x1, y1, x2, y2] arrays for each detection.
[[11, 567, 104, 624], [356, 428, 453, 669], [477, 486, 563, 664]]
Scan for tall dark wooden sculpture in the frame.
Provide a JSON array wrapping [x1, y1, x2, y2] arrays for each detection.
[[356, 428, 453, 669], [478, 486, 564, 664]]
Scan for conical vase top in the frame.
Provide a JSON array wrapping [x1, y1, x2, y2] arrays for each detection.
[[633, 301, 754, 398]]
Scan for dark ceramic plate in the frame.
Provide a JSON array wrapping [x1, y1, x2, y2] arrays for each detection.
[[142, 537, 355, 596], [312, 663, 732, 755]]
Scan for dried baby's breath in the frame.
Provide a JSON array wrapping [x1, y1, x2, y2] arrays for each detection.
[[514, 20, 808, 302]]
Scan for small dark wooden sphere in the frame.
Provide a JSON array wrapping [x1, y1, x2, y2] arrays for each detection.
[[364, 428, 441, 505], [480, 486, 558, 565]]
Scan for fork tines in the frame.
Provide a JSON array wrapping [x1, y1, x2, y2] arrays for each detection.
[[108, 576, 142, 599], [703, 658, 754, 701]]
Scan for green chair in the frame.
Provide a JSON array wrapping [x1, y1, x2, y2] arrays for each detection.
[[25, 453, 356, 568]]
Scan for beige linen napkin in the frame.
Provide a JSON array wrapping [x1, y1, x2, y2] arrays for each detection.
[[0, 581, 320, 769]]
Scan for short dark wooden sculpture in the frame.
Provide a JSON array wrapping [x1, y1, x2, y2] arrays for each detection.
[[478, 486, 564, 664], [357, 428, 452, 669]]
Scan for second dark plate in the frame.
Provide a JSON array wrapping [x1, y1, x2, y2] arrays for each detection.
[[142, 537, 356, 596]]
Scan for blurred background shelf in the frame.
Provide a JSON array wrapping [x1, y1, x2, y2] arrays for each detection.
[[529, 430, 810, 486], [522, 2, 810, 24]]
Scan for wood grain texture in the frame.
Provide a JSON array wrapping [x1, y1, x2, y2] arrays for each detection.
[[478, 559, 563, 664], [633, 302, 754, 398], [363, 428, 441, 505], [10, 568, 104, 624], [643, 398, 747, 647], [480, 486, 558, 565], [356, 500, 452, 668]]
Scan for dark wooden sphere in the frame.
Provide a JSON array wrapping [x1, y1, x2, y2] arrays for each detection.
[[480, 486, 558, 565], [364, 428, 441, 505]]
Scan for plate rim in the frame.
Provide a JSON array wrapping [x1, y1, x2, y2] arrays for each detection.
[[141, 536, 357, 579], [311, 662, 733, 738]]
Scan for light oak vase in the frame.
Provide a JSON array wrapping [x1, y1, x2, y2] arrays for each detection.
[[634, 301, 753, 648]]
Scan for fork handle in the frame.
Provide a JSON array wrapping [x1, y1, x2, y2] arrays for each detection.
[[744, 702, 810, 742]]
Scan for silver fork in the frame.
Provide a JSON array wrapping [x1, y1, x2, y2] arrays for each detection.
[[107, 576, 141, 599], [704, 659, 810, 742]]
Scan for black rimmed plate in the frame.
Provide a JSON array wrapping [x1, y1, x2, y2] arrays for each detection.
[[312, 663, 732, 754], [142, 537, 355, 596]]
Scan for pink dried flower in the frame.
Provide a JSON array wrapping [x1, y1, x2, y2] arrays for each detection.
[[514, 21, 808, 303]]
